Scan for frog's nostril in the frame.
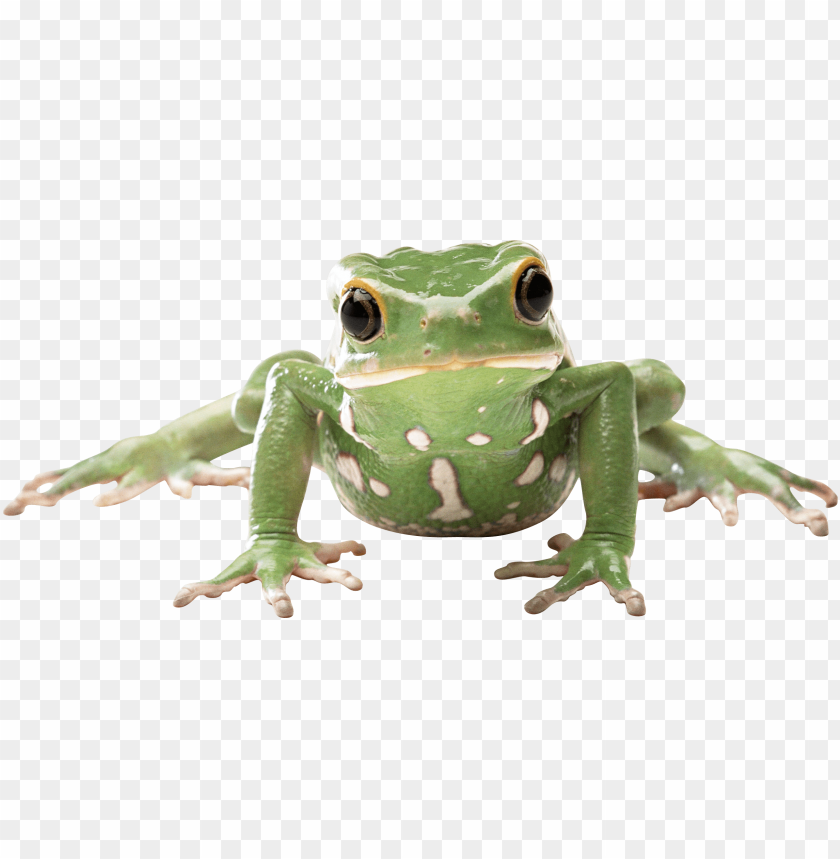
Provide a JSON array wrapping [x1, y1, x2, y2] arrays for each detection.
[[420, 318, 428, 330], [474, 312, 481, 323]]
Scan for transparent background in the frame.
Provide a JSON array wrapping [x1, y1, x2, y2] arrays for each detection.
[[0, 3, 838, 857]]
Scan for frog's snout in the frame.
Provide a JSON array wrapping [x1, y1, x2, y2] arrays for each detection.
[[421, 307, 481, 329], [419, 307, 482, 359]]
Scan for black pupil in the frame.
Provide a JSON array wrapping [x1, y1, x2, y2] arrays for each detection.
[[341, 289, 382, 341], [516, 267, 553, 321]]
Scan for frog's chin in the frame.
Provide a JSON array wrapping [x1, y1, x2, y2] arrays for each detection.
[[334, 352, 562, 390]]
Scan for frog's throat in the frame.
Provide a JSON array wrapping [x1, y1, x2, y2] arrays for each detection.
[[335, 353, 562, 390]]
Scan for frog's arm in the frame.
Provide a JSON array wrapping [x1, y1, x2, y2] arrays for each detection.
[[627, 358, 836, 535], [173, 358, 366, 617], [3, 350, 321, 515], [496, 361, 645, 616]]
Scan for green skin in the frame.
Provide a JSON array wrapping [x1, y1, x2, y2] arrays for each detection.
[[5, 241, 836, 617]]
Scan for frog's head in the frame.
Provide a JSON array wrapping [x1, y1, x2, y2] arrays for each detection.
[[325, 241, 571, 389]]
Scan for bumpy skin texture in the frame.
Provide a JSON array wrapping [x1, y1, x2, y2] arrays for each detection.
[[5, 242, 836, 618]]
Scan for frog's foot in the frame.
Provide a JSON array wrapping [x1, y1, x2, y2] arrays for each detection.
[[172, 538, 366, 617], [495, 534, 645, 617], [4, 470, 71, 515], [639, 450, 836, 536], [4, 445, 250, 515]]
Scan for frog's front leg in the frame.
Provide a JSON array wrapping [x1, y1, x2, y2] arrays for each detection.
[[495, 362, 645, 616], [173, 360, 367, 617]]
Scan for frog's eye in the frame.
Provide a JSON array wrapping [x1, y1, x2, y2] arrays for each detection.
[[340, 288, 383, 342], [514, 266, 553, 323]]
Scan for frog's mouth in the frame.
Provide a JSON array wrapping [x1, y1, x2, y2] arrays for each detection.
[[335, 352, 562, 389]]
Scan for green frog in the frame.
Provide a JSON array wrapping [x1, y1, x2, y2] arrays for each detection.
[[5, 242, 836, 618]]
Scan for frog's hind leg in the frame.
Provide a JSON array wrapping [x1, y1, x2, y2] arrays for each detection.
[[638, 434, 837, 537]]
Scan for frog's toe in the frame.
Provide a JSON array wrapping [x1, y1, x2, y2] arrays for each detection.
[[782, 473, 837, 508], [767, 497, 829, 537], [813, 481, 837, 508], [547, 533, 576, 553], [523, 567, 599, 613], [94, 473, 157, 507], [495, 559, 568, 580], [707, 481, 739, 526], [610, 587, 647, 617], [637, 477, 677, 501], [263, 584, 294, 617], [524, 586, 568, 614], [173, 555, 259, 607], [4, 470, 69, 515], [314, 540, 367, 564], [295, 564, 364, 590], [495, 535, 575, 580], [187, 462, 252, 490], [164, 463, 252, 500], [746, 473, 832, 536], [662, 488, 703, 513], [164, 475, 194, 499], [173, 570, 258, 607], [639, 480, 715, 518]]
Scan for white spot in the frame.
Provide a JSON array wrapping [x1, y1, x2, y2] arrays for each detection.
[[336, 453, 365, 493], [507, 501, 520, 509], [427, 458, 473, 522], [466, 432, 492, 446], [497, 377, 505, 384], [496, 513, 518, 529], [514, 451, 545, 487], [369, 478, 391, 498], [520, 398, 550, 445], [548, 454, 567, 483], [405, 427, 431, 451], [340, 405, 374, 450], [478, 406, 486, 413]]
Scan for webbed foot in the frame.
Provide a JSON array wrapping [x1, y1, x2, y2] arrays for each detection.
[[4, 435, 250, 516], [639, 447, 836, 536], [495, 533, 645, 617], [173, 538, 366, 617]]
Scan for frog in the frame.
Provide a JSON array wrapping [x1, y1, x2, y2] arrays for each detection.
[[5, 241, 836, 618]]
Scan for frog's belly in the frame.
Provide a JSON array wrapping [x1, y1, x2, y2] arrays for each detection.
[[317, 416, 578, 537]]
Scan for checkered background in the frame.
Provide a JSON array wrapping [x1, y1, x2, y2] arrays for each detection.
[[1, 3, 838, 858]]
